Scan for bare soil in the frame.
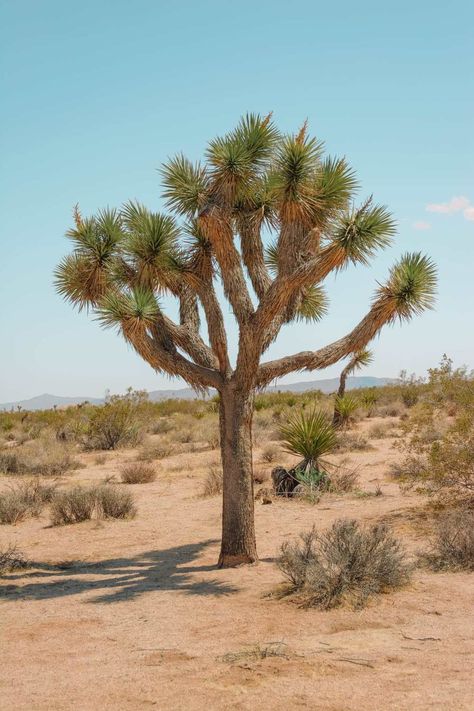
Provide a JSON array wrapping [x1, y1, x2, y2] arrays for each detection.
[[1, 417, 473, 710]]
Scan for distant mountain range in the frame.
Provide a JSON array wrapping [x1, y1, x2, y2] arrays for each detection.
[[0, 376, 396, 411]]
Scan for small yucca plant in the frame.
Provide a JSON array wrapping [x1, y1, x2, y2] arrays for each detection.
[[279, 410, 338, 471], [333, 394, 359, 428]]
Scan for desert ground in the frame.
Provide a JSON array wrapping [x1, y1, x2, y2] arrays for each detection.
[[1, 415, 473, 711]]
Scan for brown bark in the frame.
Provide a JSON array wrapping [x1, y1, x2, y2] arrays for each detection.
[[217, 385, 258, 568]]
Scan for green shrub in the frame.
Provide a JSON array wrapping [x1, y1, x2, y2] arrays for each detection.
[[83, 390, 146, 450], [277, 519, 411, 609], [279, 410, 337, 470], [333, 394, 359, 428]]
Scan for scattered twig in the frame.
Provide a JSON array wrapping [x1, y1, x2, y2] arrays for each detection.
[[336, 656, 374, 668], [400, 632, 441, 642]]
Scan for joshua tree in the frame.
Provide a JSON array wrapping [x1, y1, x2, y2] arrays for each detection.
[[55, 114, 437, 567], [333, 348, 373, 426]]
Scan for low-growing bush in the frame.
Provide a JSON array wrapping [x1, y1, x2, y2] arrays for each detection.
[[96, 486, 136, 519], [334, 432, 372, 452], [201, 466, 223, 497], [137, 439, 173, 461], [0, 439, 80, 477], [419, 509, 474, 571], [50, 486, 98, 525], [0, 479, 57, 524], [333, 394, 359, 428], [0, 544, 29, 575], [50, 485, 136, 525], [83, 390, 146, 450], [277, 519, 411, 609], [120, 462, 156, 484]]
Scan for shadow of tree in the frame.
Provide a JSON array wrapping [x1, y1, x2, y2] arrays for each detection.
[[0, 540, 240, 604]]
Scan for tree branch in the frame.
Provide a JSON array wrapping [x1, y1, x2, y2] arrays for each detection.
[[237, 211, 272, 299], [256, 296, 397, 387], [198, 208, 254, 326]]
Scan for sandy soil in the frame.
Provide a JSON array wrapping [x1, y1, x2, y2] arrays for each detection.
[[1, 417, 473, 710]]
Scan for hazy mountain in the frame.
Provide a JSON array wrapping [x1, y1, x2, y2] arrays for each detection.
[[0, 377, 395, 411]]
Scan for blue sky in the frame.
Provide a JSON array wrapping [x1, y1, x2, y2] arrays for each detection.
[[0, 0, 473, 401]]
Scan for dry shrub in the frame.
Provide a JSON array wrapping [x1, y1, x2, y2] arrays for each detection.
[[334, 432, 373, 452], [277, 519, 411, 609], [260, 444, 280, 463], [0, 479, 57, 524], [375, 404, 404, 418], [0, 438, 80, 477], [120, 462, 156, 484], [419, 509, 474, 571], [0, 544, 29, 575], [96, 486, 136, 519], [149, 418, 173, 435], [50, 486, 97, 525], [137, 439, 173, 461], [328, 465, 360, 493], [51, 485, 136, 525], [201, 465, 223, 497], [369, 422, 397, 439]]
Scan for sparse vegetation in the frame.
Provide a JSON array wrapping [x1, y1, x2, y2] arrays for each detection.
[[0, 544, 29, 575], [277, 519, 411, 609], [201, 466, 223, 497], [419, 509, 474, 571], [0, 479, 57, 524], [82, 390, 147, 450], [120, 462, 156, 484], [50, 485, 136, 525]]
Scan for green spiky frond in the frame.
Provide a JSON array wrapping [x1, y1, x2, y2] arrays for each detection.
[[120, 201, 180, 288], [314, 156, 359, 217], [264, 241, 279, 275], [279, 409, 338, 464], [55, 208, 123, 308], [96, 287, 160, 336], [272, 130, 325, 222], [296, 284, 329, 322], [350, 348, 374, 372], [330, 198, 396, 267], [161, 154, 209, 216], [378, 252, 437, 321]]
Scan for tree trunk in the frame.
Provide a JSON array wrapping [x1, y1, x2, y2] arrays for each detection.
[[333, 368, 348, 426], [217, 385, 258, 568]]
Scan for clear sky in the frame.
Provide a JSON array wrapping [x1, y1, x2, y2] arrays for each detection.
[[1, 0, 473, 401]]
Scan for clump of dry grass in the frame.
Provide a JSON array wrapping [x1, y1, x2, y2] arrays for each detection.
[[137, 439, 173, 461], [419, 509, 474, 571], [0, 479, 57, 524], [334, 433, 373, 453], [327, 465, 360, 493], [277, 519, 411, 609], [50, 486, 97, 525], [96, 486, 136, 519], [201, 465, 223, 497], [120, 462, 156, 484], [0, 438, 80, 477], [0, 544, 29, 575], [50, 485, 136, 525], [260, 444, 280, 463], [219, 642, 290, 663]]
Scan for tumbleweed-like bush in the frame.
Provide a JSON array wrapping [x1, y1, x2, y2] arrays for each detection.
[[277, 519, 411, 608]]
